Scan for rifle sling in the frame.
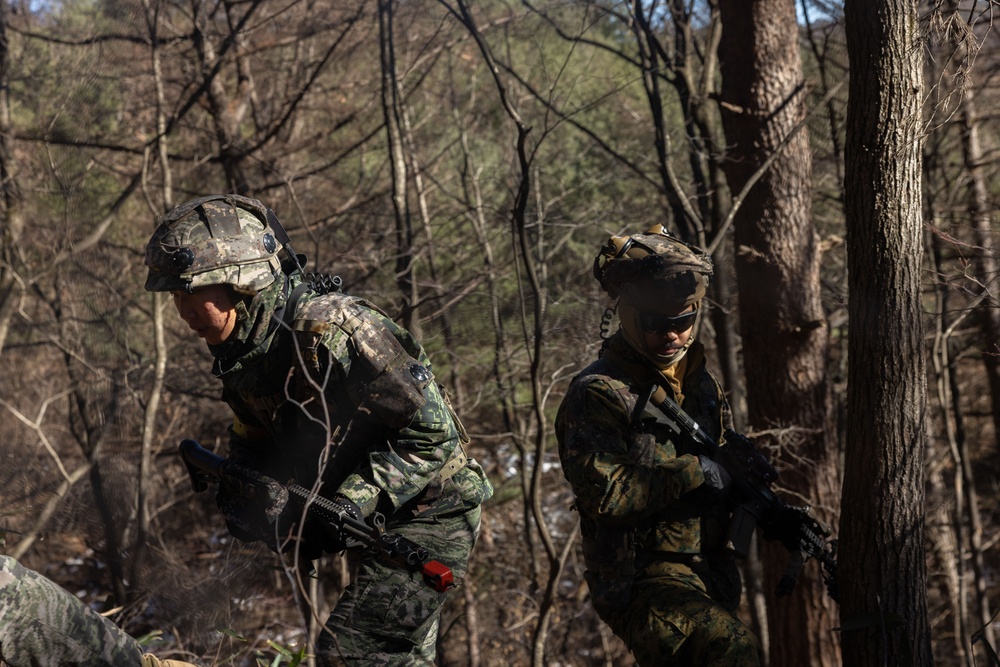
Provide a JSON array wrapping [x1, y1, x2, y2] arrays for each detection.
[[436, 442, 468, 483]]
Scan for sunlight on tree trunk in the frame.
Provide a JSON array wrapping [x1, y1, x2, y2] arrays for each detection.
[[842, 0, 932, 665]]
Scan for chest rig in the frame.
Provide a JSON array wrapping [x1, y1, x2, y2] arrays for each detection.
[[578, 348, 727, 616]]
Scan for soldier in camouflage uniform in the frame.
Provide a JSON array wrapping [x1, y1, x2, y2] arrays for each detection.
[[555, 226, 762, 666], [143, 195, 493, 666], [0, 555, 195, 667]]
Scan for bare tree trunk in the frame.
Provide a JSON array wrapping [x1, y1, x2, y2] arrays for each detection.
[[953, 364, 993, 657], [630, 0, 700, 237], [0, 0, 23, 360], [716, 1, 839, 664], [447, 35, 534, 658], [957, 68, 1000, 651], [932, 198, 994, 656], [132, 0, 174, 597], [928, 225, 971, 664], [841, 0, 932, 664], [399, 92, 461, 393], [439, 3, 566, 663], [799, 0, 846, 190], [191, 1, 265, 195], [462, 564, 482, 667], [950, 0, 1000, 467], [378, 0, 417, 331]]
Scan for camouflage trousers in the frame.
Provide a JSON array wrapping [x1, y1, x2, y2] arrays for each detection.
[[318, 505, 481, 667], [0, 555, 143, 667], [599, 563, 762, 667]]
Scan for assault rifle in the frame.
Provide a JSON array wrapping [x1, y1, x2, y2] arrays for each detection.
[[645, 387, 839, 602], [178, 439, 454, 593]]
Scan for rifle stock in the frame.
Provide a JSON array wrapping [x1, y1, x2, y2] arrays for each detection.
[[178, 439, 455, 593], [646, 389, 839, 602]]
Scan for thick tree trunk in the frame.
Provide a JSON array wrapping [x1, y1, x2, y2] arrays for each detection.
[[841, 1, 932, 665], [716, 1, 840, 665]]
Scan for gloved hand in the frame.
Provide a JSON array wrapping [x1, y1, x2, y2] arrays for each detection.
[[687, 455, 732, 504], [214, 475, 321, 559], [760, 504, 822, 553], [217, 484, 329, 564], [215, 475, 289, 543]]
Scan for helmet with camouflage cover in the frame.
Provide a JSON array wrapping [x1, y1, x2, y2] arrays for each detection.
[[144, 194, 283, 294], [593, 223, 713, 310], [594, 224, 713, 367]]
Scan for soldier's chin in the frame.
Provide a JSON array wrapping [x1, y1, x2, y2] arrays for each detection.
[[644, 346, 686, 369]]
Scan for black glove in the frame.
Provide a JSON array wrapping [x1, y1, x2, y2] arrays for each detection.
[[215, 475, 291, 547], [760, 504, 817, 553], [215, 476, 323, 561], [690, 455, 732, 504]]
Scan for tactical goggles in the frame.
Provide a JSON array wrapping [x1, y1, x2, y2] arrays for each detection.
[[638, 309, 697, 335]]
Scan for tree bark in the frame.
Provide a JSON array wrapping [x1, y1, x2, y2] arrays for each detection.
[[716, 0, 840, 664], [841, 0, 932, 665]]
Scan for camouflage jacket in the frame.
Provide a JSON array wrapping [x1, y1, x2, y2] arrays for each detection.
[[212, 279, 492, 526], [556, 333, 737, 609]]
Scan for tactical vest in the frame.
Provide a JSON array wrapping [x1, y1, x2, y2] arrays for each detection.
[[221, 289, 470, 495], [566, 344, 731, 615]]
